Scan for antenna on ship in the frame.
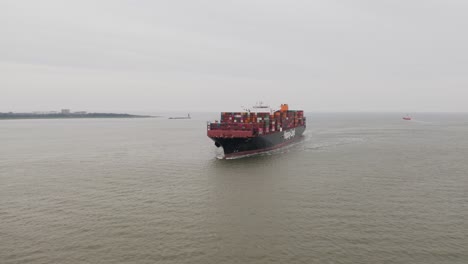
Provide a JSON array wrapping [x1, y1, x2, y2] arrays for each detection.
[[252, 101, 270, 109], [250, 101, 273, 113]]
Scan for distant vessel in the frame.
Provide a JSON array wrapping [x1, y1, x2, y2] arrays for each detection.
[[402, 114, 412, 120], [169, 113, 191, 119], [207, 103, 306, 159]]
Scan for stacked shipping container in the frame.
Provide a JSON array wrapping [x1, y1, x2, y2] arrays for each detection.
[[209, 110, 305, 136]]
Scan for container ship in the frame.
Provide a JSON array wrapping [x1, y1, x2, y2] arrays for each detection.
[[207, 103, 306, 159]]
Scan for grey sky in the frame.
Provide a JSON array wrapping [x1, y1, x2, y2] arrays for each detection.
[[1, 0, 467, 112]]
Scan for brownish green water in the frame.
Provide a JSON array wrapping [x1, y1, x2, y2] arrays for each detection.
[[1, 113, 467, 264]]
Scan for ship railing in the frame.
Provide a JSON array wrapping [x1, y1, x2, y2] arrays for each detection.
[[208, 122, 257, 131], [208, 120, 305, 133]]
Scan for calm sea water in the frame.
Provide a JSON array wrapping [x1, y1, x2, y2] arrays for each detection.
[[1, 113, 467, 264]]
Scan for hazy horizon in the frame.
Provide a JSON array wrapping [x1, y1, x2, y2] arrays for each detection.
[[2, 1, 467, 113]]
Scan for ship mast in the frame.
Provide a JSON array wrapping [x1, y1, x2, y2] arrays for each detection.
[[248, 101, 274, 113]]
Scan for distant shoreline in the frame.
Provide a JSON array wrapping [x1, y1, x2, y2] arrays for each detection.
[[0, 113, 157, 120]]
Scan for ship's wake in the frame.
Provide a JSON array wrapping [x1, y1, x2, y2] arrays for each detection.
[[303, 137, 365, 151]]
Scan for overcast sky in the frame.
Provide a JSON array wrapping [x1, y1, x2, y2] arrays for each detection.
[[1, 0, 467, 112]]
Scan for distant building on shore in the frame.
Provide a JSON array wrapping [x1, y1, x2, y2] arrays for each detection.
[[61, 109, 71, 114]]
